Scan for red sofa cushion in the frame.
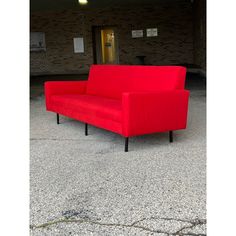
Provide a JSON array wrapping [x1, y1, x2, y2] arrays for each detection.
[[86, 65, 186, 99], [50, 94, 122, 122]]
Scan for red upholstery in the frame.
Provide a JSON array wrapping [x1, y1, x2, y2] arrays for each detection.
[[45, 65, 189, 138], [51, 94, 122, 122], [86, 65, 186, 99], [45, 81, 87, 110], [122, 90, 189, 137]]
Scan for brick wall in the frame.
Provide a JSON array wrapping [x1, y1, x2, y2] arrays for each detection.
[[193, 0, 206, 71], [30, 1, 194, 75]]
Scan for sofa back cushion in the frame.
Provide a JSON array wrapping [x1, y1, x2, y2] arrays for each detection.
[[86, 65, 186, 99]]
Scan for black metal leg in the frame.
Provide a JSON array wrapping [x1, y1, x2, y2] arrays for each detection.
[[85, 123, 88, 136], [125, 137, 129, 152], [169, 131, 173, 143], [57, 113, 59, 124]]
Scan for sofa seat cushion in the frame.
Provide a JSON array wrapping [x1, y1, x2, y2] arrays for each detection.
[[50, 94, 122, 122]]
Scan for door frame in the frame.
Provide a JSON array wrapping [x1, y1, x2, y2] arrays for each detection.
[[92, 25, 119, 64]]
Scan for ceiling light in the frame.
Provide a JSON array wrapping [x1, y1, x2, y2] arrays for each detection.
[[78, 0, 88, 5]]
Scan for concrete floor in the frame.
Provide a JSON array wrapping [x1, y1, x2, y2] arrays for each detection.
[[30, 73, 206, 235]]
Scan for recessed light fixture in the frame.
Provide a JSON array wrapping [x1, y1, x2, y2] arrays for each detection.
[[78, 0, 88, 5]]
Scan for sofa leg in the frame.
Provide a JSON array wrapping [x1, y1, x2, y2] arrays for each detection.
[[85, 123, 88, 136], [57, 113, 59, 124], [169, 131, 173, 143], [125, 137, 129, 152]]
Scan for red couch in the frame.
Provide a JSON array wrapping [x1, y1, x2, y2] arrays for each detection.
[[45, 65, 189, 152]]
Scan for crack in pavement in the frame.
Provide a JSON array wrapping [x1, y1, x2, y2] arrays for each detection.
[[174, 219, 206, 235], [30, 216, 206, 235]]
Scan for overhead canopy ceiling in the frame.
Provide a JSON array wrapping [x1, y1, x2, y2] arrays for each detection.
[[30, 0, 189, 12]]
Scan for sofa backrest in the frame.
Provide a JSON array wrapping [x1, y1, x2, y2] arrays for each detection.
[[86, 65, 187, 99]]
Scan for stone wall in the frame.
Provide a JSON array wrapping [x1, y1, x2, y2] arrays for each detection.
[[30, 1, 194, 75]]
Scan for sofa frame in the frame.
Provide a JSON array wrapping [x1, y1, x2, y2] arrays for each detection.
[[45, 65, 189, 152]]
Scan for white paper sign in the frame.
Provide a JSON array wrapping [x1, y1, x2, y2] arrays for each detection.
[[146, 28, 158, 37], [132, 30, 143, 38], [73, 37, 84, 53]]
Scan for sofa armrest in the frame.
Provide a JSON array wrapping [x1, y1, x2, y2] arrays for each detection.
[[122, 90, 190, 137], [45, 81, 87, 110]]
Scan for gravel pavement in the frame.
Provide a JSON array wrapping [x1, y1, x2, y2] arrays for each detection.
[[30, 89, 206, 236]]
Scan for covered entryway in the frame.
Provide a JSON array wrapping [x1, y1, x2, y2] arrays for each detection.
[[29, 1, 207, 235]]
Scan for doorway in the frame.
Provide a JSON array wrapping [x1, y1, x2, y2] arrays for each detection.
[[92, 26, 119, 64]]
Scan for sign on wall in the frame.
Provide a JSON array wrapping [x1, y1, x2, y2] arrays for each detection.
[[131, 30, 144, 38], [146, 28, 158, 37], [73, 37, 84, 53], [30, 32, 46, 51]]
